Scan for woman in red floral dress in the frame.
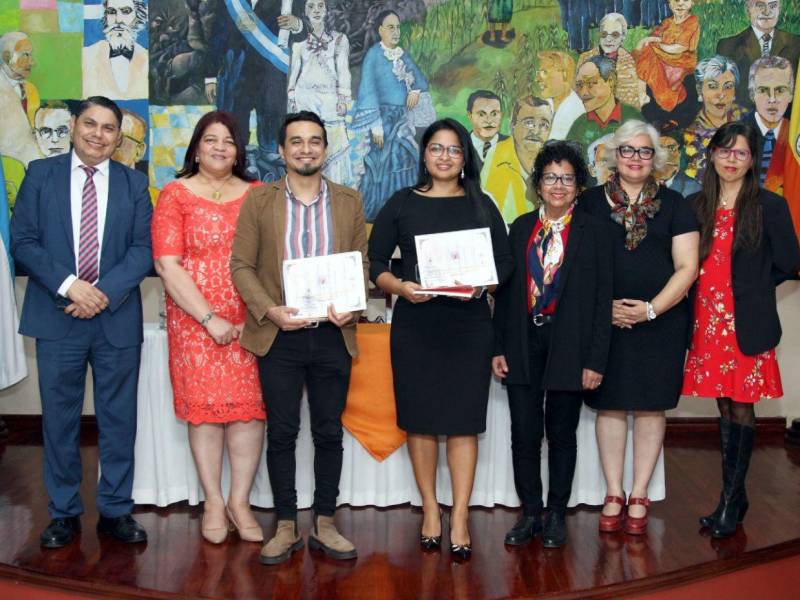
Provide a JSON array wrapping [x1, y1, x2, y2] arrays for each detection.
[[152, 111, 265, 544], [683, 122, 800, 538]]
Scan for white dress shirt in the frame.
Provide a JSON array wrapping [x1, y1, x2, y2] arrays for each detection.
[[752, 26, 774, 55], [0, 67, 23, 99], [754, 111, 784, 139], [471, 132, 499, 162], [109, 53, 132, 93], [548, 90, 586, 140], [57, 151, 111, 296]]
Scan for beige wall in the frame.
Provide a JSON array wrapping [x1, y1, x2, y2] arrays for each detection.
[[2, 277, 799, 421]]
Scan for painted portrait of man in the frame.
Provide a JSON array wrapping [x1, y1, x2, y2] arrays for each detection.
[[0, 32, 41, 166], [717, 0, 800, 107], [83, 0, 149, 100], [112, 108, 148, 169], [466, 90, 507, 172], [745, 55, 795, 191], [33, 102, 72, 158]]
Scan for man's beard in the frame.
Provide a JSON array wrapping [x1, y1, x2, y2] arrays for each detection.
[[296, 163, 322, 176], [105, 24, 136, 52]]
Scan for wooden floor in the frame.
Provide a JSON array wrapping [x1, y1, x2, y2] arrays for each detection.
[[1, 423, 799, 599]]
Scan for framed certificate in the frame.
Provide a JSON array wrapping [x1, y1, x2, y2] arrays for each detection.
[[414, 228, 498, 288], [282, 251, 366, 320]]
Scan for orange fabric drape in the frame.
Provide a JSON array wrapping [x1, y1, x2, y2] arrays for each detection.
[[342, 323, 406, 461]]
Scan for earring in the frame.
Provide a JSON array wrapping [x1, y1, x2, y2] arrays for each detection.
[[195, 156, 200, 163], [461, 168, 465, 179]]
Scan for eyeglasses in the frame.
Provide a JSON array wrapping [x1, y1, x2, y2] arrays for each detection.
[[541, 173, 577, 187], [427, 143, 464, 158], [618, 145, 655, 160], [714, 147, 752, 161], [599, 31, 623, 39], [35, 125, 69, 139], [518, 117, 551, 130]]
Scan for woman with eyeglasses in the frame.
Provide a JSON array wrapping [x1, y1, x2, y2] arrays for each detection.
[[492, 140, 612, 549], [682, 122, 800, 538], [368, 118, 513, 558], [579, 120, 700, 535]]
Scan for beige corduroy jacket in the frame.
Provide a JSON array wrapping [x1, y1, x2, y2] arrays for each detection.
[[230, 177, 369, 357]]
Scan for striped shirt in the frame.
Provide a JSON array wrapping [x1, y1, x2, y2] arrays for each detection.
[[284, 178, 334, 260]]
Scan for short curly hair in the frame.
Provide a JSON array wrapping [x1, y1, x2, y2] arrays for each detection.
[[531, 140, 591, 192]]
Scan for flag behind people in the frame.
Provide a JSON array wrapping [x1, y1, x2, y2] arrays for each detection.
[[0, 160, 27, 389], [783, 59, 800, 240]]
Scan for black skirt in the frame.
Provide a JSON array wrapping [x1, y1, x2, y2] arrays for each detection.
[[390, 296, 493, 435]]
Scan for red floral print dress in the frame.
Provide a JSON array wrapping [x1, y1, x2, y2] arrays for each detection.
[[152, 181, 266, 423], [682, 209, 782, 403]]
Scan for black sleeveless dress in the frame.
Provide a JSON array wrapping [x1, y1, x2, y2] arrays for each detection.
[[368, 189, 513, 434]]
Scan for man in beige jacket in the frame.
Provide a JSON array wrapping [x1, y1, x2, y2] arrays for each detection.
[[231, 111, 368, 565]]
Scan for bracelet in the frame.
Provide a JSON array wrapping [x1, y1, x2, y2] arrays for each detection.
[[199, 311, 214, 326], [645, 302, 657, 321]]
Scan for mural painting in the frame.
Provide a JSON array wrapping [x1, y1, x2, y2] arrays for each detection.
[[0, 0, 799, 229]]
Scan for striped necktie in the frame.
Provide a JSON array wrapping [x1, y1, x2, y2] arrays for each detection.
[[482, 140, 491, 159], [77, 166, 100, 283], [760, 129, 775, 186], [762, 32, 771, 56]]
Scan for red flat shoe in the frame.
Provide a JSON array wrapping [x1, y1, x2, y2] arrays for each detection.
[[624, 497, 650, 535], [599, 495, 626, 533]]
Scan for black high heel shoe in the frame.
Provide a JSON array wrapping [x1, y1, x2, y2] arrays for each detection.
[[449, 514, 471, 559], [420, 511, 443, 550]]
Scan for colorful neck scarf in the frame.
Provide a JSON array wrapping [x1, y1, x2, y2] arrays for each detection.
[[605, 173, 661, 250], [528, 204, 573, 313]]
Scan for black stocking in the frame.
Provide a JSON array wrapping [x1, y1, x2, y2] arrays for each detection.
[[716, 397, 755, 427]]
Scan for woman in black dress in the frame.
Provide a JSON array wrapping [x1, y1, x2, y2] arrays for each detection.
[[492, 141, 613, 549], [369, 119, 513, 558], [580, 120, 699, 535]]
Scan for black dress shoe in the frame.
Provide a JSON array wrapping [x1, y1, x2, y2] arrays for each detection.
[[97, 515, 147, 543], [541, 512, 567, 548], [504, 515, 542, 546], [40, 517, 81, 548]]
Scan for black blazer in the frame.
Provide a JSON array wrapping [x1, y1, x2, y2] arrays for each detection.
[[493, 208, 613, 390], [691, 190, 800, 355]]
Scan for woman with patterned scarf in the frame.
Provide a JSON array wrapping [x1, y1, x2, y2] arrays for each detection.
[[492, 141, 613, 549], [579, 120, 699, 536]]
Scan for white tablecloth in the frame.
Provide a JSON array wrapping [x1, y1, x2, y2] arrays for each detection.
[[133, 324, 665, 508]]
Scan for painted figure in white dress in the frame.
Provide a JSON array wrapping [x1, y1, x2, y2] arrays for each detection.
[[287, 0, 353, 185]]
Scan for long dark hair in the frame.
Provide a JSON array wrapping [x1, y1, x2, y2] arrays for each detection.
[[176, 110, 254, 181], [414, 118, 489, 226], [695, 122, 761, 261]]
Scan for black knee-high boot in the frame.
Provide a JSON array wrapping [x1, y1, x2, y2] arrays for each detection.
[[699, 417, 732, 528], [711, 422, 755, 538]]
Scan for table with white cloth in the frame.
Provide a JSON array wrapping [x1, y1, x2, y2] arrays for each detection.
[[133, 324, 665, 508]]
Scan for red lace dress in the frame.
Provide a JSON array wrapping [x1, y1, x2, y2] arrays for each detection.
[[682, 209, 782, 403], [152, 181, 266, 423]]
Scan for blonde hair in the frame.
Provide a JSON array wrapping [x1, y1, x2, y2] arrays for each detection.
[[603, 119, 668, 172], [537, 50, 576, 83]]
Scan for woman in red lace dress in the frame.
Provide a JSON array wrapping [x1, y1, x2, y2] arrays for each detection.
[[152, 111, 265, 544], [683, 122, 800, 539]]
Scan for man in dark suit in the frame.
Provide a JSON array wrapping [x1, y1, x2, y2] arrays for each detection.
[[716, 0, 800, 109], [743, 55, 794, 187], [207, 0, 304, 157], [466, 90, 508, 173], [231, 111, 368, 565], [10, 96, 153, 548]]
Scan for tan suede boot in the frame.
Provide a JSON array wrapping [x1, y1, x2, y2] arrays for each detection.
[[259, 520, 303, 565], [308, 514, 357, 560]]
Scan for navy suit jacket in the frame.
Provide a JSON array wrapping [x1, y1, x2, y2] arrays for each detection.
[[10, 153, 153, 348]]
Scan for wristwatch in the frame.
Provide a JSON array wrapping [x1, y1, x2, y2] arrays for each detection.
[[645, 302, 657, 321], [199, 311, 214, 326]]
